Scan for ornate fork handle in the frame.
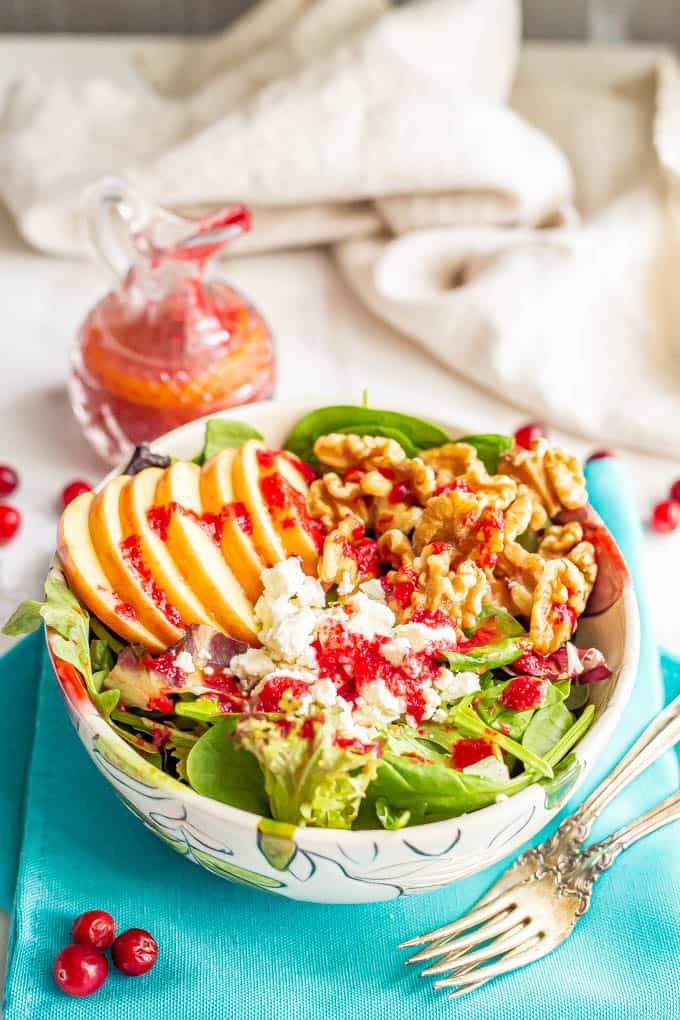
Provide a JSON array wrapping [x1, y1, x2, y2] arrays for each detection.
[[529, 692, 680, 873], [560, 790, 680, 915]]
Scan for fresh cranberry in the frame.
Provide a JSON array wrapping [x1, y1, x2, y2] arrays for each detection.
[[0, 504, 20, 543], [586, 449, 615, 462], [650, 500, 680, 534], [111, 928, 158, 976], [72, 909, 116, 950], [499, 675, 546, 711], [52, 944, 108, 997], [670, 479, 680, 503], [61, 479, 92, 509], [514, 421, 546, 450], [0, 465, 18, 497]]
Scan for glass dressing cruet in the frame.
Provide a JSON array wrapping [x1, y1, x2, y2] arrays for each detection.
[[69, 177, 275, 464]]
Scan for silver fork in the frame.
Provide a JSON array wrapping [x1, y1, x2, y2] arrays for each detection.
[[400, 691, 680, 997]]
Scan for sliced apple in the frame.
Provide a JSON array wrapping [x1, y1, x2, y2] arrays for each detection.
[[154, 461, 258, 644], [199, 449, 267, 603], [258, 451, 322, 575], [231, 440, 288, 567], [119, 467, 221, 633], [58, 491, 164, 651], [89, 475, 184, 648]]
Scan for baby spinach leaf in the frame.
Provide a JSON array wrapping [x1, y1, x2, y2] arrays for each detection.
[[334, 425, 419, 458], [187, 717, 269, 815], [456, 434, 513, 474], [283, 404, 451, 467], [522, 702, 575, 758], [453, 704, 553, 779], [383, 726, 449, 766], [443, 636, 525, 673], [516, 529, 541, 553], [366, 753, 534, 824], [543, 705, 596, 767], [199, 418, 264, 463], [465, 604, 526, 639]]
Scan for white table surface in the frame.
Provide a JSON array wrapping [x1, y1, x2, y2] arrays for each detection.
[[0, 34, 679, 992]]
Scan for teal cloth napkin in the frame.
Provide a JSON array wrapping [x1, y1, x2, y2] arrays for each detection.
[[1, 457, 679, 1020]]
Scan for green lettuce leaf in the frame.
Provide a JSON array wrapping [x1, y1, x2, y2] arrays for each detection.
[[186, 717, 269, 814], [283, 404, 451, 467], [4, 576, 119, 716], [236, 713, 380, 829], [2, 599, 42, 635]]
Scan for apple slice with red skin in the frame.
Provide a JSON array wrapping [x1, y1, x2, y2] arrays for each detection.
[[154, 461, 259, 644], [89, 475, 184, 648], [58, 491, 164, 651], [119, 467, 221, 633], [199, 449, 266, 602], [257, 451, 323, 575], [232, 440, 287, 567]]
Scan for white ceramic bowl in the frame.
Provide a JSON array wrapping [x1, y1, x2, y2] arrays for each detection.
[[46, 402, 639, 904]]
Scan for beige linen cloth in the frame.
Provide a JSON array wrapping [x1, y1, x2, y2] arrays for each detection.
[[1, 0, 680, 455]]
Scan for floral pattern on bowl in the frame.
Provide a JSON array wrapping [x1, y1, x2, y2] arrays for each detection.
[[45, 402, 639, 904]]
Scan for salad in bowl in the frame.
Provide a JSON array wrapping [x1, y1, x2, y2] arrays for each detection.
[[4, 403, 637, 902]]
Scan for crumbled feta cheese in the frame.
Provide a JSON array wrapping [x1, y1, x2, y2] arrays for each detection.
[[230, 648, 278, 690], [432, 708, 448, 723], [421, 684, 442, 720], [310, 677, 340, 708], [335, 707, 376, 744], [393, 621, 457, 653], [354, 679, 406, 729], [463, 756, 510, 782], [379, 637, 411, 666], [203, 665, 215, 676], [435, 668, 480, 701], [342, 593, 395, 638], [264, 605, 318, 667], [337, 570, 355, 597], [296, 575, 326, 610], [359, 578, 386, 602], [260, 557, 307, 600], [175, 651, 195, 674]]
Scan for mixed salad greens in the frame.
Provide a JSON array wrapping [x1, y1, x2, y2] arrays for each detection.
[[3, 405, 612, 831]]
